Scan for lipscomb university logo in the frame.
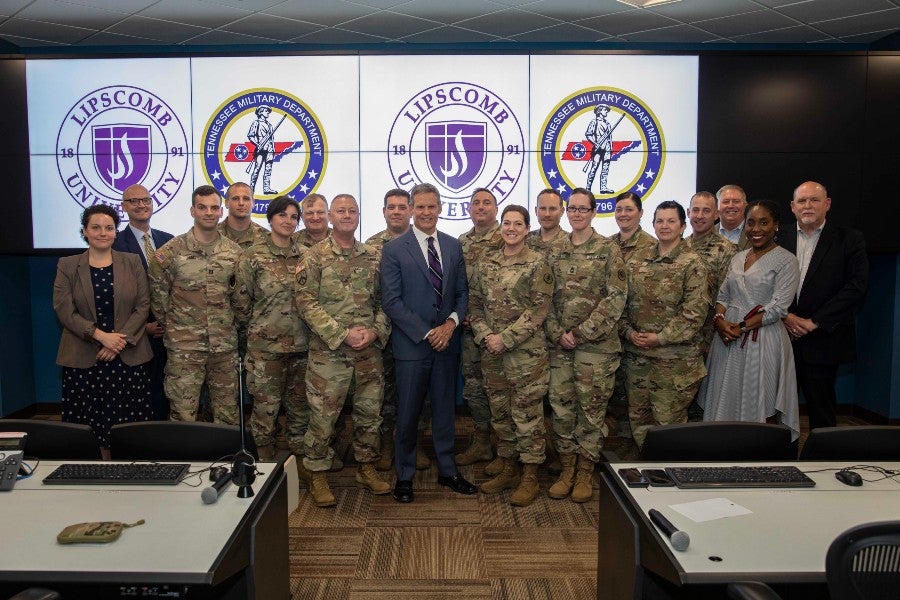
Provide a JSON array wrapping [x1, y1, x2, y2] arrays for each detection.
[[539, 87, 665, 216], [56, 85, 189, 219], [202, 88, 327, 218], [388, 82, 525, 220]]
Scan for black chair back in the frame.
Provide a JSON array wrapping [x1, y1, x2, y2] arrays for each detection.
[[799, 426, 900, 461], [641, 422, 795, 461], [826, 520, 900, 600], [108, 421, 257, 461], [0, 419, 101, 460]]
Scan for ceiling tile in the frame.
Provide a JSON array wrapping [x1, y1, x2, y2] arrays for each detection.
[[390, 0, 507, 25], [526, 0, 632, 21], [778, 0, 897, 23], [138, 0, 250, 28], [0, 17, 94, 43], [184, 28, 282, 44], [508, 21, 610, 42], [0, 0, 39, 16], [455, 8, 560, 37], [292, 25, 388, 43], [346, 0, 415, 8], [65, 0, 157, 12], [18, 0, 127, 30], [0, 32, 67, 46], [339, 10, 441, 38], [732, 24, 836, 43], [399, 24, 501, 42], [201, 0, 286, 10], [222, 13, 321, 41], [695, 9, 798, 38], [106, 16, 207, 43], [813, 8, 900, 37], [578, 8, 680, 36], [625, 24, 721, 43], [750, 0, 815, 7], [263, 0, 378, 27], [74, 30, 162, 46], [838, 27, 900, 43], [649, 0, 764, 23]]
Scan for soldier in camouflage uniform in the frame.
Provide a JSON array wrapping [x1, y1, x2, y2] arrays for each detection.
[[686, 191, 738, 355], [526, 188, 568, 252], [149, 185, 250, 424], [545, 188, 627, 503], [292, 193, 331, 248], [469, 205, 554, 507], [456, 187, 503, 469], [218, 182, 269, 249], [619, 201, 709, 448], [236, 196, 308, 462], [295, 194, 392, 507]]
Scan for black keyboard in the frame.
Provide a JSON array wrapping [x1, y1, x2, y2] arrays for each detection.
[[43, 463, 190, 485], [666, 466, 816, 489]]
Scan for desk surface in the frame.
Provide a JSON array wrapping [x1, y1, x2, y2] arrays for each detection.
[[606, 461, 900, 584], [1, 460, 279, 585]]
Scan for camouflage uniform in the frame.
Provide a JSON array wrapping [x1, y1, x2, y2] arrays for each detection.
[[149, 229, 250, 424], [295, 236, 391, 472], [237, 234, 309, 452], [686, 232, 737, 355], [611, 227, 656, 264], [619, 242, 709, 447], [469, 245, 553, 464], [218, 220, 269, 250], [525, 228, 568, 254], [458, 224, 502, 434], [545, 231, 627, 462], [292, 227, 331, 249]]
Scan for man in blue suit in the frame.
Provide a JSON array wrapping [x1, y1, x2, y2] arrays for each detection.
[[113, 183, 174, 420], [380, 183, 476, 502]]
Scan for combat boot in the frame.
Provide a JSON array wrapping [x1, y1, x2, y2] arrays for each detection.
[[257, 444, 275, 461], [416, 430, 431, 470], [375, 428, 394, 471], [309, 472, 336, 507], [295, 457, 313, 485], [571, 455, 596, 503], [479, 458, 520, 494], [548, 453, 577, 499], [356, 463, 391, 495], [455, 430, 493, 466], [509, 463, 540, 507], [483, 455, 504, 477]]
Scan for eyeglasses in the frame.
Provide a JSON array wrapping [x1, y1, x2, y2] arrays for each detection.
[[566, 206, 594, 214], [124, 197, 152, 206]]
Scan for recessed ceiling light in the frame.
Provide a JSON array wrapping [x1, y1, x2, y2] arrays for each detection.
[[616, 0, 683, 7]]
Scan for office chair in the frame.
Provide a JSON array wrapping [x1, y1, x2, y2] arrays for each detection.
[[728, 520, 900, 600], [641, 422, 795, 461], [0, 419, 101, 460], [108, 421, 257, 461], [799, 426, 900, 461]]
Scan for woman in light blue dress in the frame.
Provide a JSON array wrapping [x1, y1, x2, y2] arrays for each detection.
[[699, 200, 801, 439]]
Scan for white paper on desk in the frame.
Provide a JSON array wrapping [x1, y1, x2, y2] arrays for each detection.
[[669, 498, 751, 523]]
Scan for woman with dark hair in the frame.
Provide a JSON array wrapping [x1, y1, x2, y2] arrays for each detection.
[[469, 204, 553, 507], [619, 201, 709, 448], [699, 200, 800, 438], [236, 195, 310, 462], [611, 191, 656, 263], [53, 204, 153, 457]]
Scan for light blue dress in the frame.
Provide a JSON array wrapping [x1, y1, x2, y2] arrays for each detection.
[[699, 246, 801, 440]]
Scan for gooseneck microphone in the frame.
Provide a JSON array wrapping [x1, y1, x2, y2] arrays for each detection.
[[201, 472, 234, 504], [649, 508, 690, 552]]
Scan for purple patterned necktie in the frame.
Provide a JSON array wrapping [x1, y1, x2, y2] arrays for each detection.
[[427, 236, 443, 307]]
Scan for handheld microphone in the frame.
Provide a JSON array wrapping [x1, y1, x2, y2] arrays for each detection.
[[649, 508, 690, 552], [201, 472, 234, 504]]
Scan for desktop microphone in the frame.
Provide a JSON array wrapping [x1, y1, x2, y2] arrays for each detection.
[[201, 472, 234, 504], [649, 508, 690, 552]]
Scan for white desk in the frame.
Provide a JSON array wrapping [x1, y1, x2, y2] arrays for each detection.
[[598, 461, 900, 599], [0, 460, 289, 599]]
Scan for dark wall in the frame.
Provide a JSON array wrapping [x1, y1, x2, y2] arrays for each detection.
[[0, 58, 32, 254]]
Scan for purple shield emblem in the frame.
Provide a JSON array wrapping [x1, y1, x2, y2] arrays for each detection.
[[426, 121, 486, 192], [92, 124, 152, 194]]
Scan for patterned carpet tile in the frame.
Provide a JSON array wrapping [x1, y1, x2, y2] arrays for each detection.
[[481, 528, 598, 579], [364, 490, 482, 527], [291, 577, 351, 600], [478, 491, 598, 528], [291, 487, 371, 528], [290, 527, 365, 578], [357, 526, 487, 580], [347, 579, 493, 599], [490, 577, 598, 600]]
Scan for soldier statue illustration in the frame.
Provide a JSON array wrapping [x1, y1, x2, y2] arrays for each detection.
[[584, 104, 619, 195], [247, 105, 281, 195]]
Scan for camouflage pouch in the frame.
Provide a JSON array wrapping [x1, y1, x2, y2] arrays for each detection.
[[57, 519, 145, 544]]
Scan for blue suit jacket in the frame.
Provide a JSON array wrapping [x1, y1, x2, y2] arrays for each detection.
[[380, 228, 468, 361], [112, 226, 174, 270]]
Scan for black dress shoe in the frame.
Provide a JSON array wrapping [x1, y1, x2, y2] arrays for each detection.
[[437, 474, 477, 495], [393, 480, 414, 503]]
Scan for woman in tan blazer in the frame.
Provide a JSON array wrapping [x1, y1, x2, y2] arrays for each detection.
[[53, 204, 154, 458]]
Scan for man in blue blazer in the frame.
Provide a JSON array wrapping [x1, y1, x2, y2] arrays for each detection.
[[113, 184, 174, 420], [380, 183, 476, 502]]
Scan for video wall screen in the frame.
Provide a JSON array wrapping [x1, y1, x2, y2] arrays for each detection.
[[26, 54, 698, 248]]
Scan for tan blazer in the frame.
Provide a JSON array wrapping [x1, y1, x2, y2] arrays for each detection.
[[53, 250, 153, 368]]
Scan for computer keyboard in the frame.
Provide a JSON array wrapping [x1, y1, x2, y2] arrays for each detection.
[[666, 465, 816, 489], [43, 463, 190, 485]]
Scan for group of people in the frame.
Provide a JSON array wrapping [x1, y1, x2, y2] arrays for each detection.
[[53, 177, 867, 508]]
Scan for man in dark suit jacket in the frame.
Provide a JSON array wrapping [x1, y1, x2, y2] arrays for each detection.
[[781, 181, 868, 430], [380, 183, 476, 502], [113, 184, 174, 420]]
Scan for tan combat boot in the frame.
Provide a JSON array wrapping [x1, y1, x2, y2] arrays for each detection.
[[509, 463, 540, 507], [375, 428, 394, 471], [483, 455, 504, 477], [455, 430, 493, 466], [548, 453, 577, 499], [256, 444, 275, 461], [416, 430, 431, 470], [310, 472, 336, 507], [479, 457, 520, 494], [571, 455, 595, 503], [356, 463, 391, 495]]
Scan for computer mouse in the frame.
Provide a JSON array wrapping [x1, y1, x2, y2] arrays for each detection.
[[835, 470, 863, 487]]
